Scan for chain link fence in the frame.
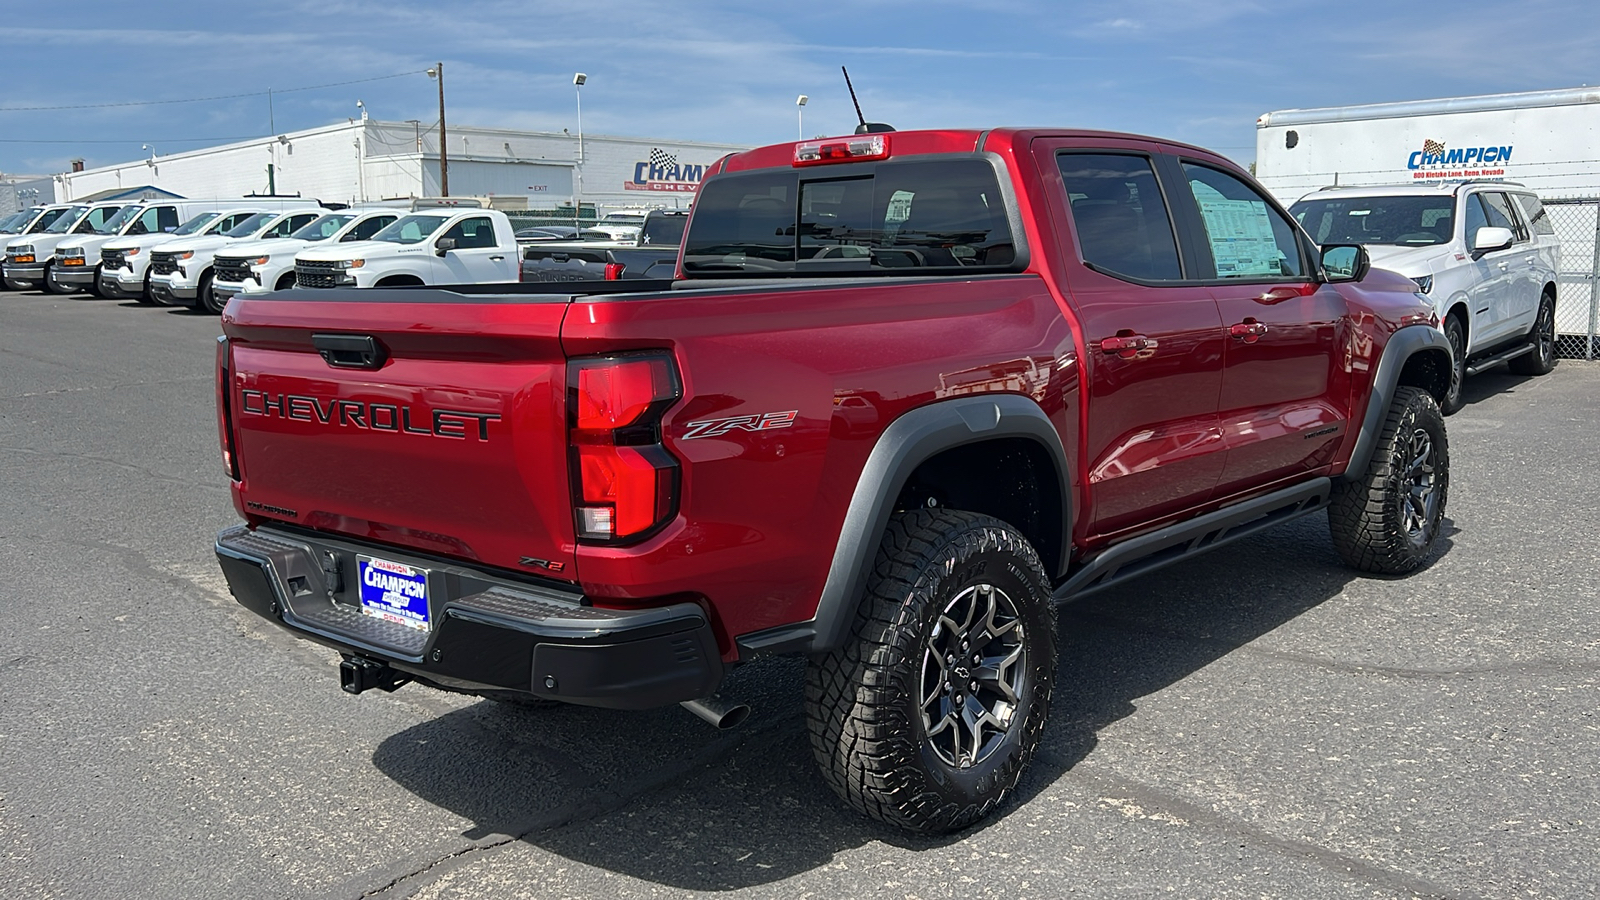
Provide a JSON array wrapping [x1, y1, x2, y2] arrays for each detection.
[[1543, 199, 1600, 359]]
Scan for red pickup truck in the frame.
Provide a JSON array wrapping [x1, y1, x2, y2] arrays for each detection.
[[214, 127, 1453, 833]]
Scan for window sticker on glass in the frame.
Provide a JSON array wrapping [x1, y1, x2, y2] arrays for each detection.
[[1189, 181, 1282, 277]]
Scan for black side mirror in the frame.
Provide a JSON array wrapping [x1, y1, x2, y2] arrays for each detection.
[[434, 237, 457, 257], [1320, 244, 1369, 283]]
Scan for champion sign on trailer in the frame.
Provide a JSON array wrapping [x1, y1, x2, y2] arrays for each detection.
[[1254, 86, 1600, 203]]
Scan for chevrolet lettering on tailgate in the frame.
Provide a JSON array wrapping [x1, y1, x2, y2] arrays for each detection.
[[238, 390, 500, 441]]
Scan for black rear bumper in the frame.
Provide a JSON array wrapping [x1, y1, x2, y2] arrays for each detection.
[[215, 525, 723, 708]]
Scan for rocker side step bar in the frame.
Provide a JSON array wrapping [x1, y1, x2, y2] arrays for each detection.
[[1054, 478, 1332, 604]]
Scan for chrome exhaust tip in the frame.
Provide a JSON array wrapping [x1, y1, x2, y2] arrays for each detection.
[[680, 694, 750, 730]]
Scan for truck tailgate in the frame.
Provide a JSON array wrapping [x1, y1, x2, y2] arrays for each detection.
[[222, 294, 578, 579]]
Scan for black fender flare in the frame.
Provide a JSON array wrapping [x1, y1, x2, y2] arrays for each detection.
[[735, 394, 1073, 657], [1343, 323, 1453, 481]]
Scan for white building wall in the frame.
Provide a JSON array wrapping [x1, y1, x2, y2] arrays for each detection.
[[57, 120, 747, 212]]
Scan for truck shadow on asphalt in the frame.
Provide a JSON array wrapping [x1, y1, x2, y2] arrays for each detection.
[[371, 513, 1456, 890]]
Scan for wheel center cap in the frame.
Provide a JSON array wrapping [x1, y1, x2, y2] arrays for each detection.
[[954, 665, 971, 680]]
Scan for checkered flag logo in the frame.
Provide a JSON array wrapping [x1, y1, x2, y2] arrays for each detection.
[[1422, 138, 1445, 157], [648, 148, 677, 168]]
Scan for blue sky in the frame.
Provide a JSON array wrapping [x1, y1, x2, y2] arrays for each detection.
[[3, 0, 1598, 177]]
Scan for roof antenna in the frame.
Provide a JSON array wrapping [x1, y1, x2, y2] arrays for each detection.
[[841, 66, 894, 134]]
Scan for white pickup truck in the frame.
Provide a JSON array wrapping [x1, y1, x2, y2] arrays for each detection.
[[211, 208, 399, 305], [148, 207, 323, 312], [292, 201, 519, 289]]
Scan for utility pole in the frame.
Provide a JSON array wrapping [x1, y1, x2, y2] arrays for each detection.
[[429, 63, 449, 196]]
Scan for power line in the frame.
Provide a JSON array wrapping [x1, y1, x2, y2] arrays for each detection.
[[0, 136, 268, 144], [0, 70, 428, 112]]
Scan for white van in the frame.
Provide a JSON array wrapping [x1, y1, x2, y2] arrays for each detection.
[[3, 203, 133, 292], [1, 205, 79, 291]]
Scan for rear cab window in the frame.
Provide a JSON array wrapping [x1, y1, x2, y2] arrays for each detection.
[[682, 159, 1015, 276]]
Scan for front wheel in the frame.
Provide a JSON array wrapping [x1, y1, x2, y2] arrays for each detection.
[[1508, 293, 1557, 376], [1329, 386, 1449, 574], [42, 264, 73, 294], [804, 509, 1056, 834], [199, 271, 224, 314], [1440, 316, 1467, 415]]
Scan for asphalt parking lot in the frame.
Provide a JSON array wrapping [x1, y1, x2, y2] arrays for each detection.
[[2, 290, 1597, 900]]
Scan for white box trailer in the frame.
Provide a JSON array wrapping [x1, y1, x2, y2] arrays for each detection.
[[1256, 87, 1600, 352], [1255, 86, 1600, 202]]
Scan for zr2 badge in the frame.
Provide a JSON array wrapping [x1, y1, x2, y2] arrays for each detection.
[[682, 410, 798, 440]]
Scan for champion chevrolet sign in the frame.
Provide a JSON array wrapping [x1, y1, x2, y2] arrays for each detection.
[[627, 147, 708, 193]]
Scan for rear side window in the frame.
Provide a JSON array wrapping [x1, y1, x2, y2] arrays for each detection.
[[1057, 153, 1181, 281], [1180, 163, 1304, 279], [1514, 194, 1555, 236], [682, 159, 1014, 276]]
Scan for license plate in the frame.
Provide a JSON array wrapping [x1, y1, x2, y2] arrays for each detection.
[[356, 556, 431, 631]]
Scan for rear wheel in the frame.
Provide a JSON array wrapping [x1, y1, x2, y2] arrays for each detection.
[[804, 509, 1055, 834], [1508, 292, 1557, 376], [1329, 386, 1449, 575], [1440, 316, 1467, 415]]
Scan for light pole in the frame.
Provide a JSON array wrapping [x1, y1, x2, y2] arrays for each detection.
[[797, 94, 808, 140], [427, 63, 448, 196], [573, 73, 586, 226]]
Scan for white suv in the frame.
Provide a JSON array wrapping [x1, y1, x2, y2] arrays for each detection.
[[1291, 181, 1560, 413]]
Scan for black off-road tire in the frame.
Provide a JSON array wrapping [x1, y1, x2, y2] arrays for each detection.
[[1440, 315, 1467, 415], [804, 509, 1056, 834], [1508, 292, 1557, 376], [1329, 386, 1449, 574]]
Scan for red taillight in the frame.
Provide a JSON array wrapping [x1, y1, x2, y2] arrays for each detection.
[[794, 134, 889, 167], [568, 353, 681, 541], [215, 336, 240, 481], [603, 261, 625, 280]]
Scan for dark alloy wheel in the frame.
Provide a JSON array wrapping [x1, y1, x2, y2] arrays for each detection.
[[1508, 293, 1557, 376], [1440, 316, 1467, 415], [1329, 386, 1449, 574], [805, 509, 1055, 834]]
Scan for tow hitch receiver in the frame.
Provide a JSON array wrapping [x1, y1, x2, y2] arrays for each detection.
[[340, 655, 411, 695]]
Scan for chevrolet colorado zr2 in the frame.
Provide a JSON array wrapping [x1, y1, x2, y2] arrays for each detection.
[[213, 127, 1453, 833]]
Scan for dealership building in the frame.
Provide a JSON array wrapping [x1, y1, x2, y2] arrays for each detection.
[[49, 118, 748, 212]]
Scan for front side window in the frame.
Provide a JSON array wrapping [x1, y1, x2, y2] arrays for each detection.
[[97, 205, 143, 235], [223, 213, 276, 238], [171, 212, 220, 236], [71, 206, 121, 234], [1462, 195, 1489, 242], [1181, 163, 1304, 279], [44, 207, 89, 234], [1290, 195, 1455, 246], [1515, 194, 1555, 236], [28, 208, 70, 233], [291, 214, 353, 241], [1058, 153, 1182, 281], [372, 214, 450, 244], [1482, 192, 1525, 242], [441, 216, 498, 248], [343, 215, 395, 241], [683, 159, 1014, 276]]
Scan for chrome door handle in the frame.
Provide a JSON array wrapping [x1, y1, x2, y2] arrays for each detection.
[[1230, 319, 1269, 342], [489, 255, 506, 261], [1099, 333, 1158, 359]]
